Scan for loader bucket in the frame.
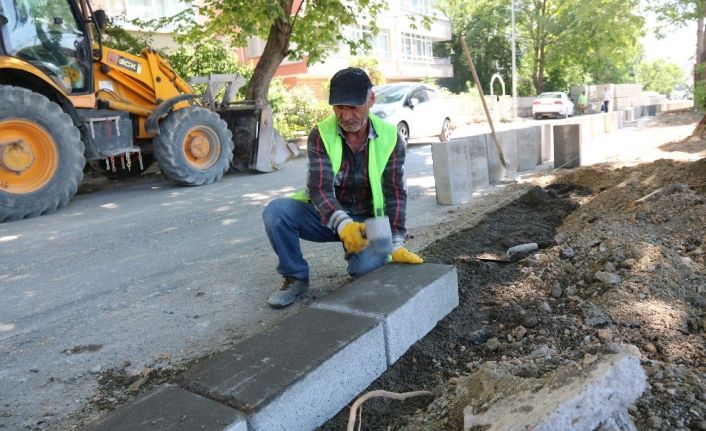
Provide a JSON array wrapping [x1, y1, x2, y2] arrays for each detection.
[[216, 103, 298, 173], [190, 74, 298, 172], [253, 104, 299, 172]]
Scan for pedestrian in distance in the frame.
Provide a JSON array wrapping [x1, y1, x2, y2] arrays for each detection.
[[262, 67, 423, 309], [602, 87, 611, 113], [578, 91, 587, 114]]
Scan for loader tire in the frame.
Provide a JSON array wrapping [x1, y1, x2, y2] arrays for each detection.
[[153, 107, 233, 185], [0, 86, 85, 223]]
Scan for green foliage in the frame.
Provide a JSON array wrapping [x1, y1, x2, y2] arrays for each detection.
[[184, 0, 387, 66], [439, 0, 512, 95], [646, 0, 702, 30], [137, 0, 391, 100], [518, 0, 644, 93], [269, 80, 330, 139], [101, 16, 153, 55], [349, 57, 386, 86], [637, 59, 686, 94], [101, 15, 251, 96], [167, 39, 250, 80], [441, 0, 643, 95]]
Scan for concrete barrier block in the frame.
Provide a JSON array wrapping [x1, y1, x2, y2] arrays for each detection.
[[605, 111, 619, 133], [486, 130, 518, 183], [516, 126, 541, 171], [180, 308, 386, 431], [467, 135, 490, 189], [463, 354, 646, 431], [553, 124, 581, 169], [624, 109, 634, 121], [539, 123, 553, 163], [80, 385, 247, 431], [431, 136, 489, 205], [573, 116, 589, 144], [313, 263, 458, 365], [592, 114, 606, 140]]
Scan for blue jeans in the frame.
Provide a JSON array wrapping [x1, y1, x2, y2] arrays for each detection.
[[262, 198, 387, 280]]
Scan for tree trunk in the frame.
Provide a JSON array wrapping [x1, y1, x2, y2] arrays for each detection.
[[246, 19, 291, 103], [696, 15, 704, 68], [531, 0, 548, 94], [694, 1, 706, 137]]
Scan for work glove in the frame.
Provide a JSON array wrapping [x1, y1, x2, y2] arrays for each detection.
[[391, 246, 424, 264], [339, 221, 368, 253]]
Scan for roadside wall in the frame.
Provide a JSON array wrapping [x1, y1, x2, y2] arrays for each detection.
[[431, 104, 692, 205]]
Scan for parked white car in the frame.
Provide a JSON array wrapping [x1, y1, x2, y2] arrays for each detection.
[[532, 92, 574, 119], [371, 83, 452, 142], [669, 85, 693, 100]]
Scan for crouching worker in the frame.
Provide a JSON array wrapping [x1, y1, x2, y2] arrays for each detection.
[[262, 67, 423, 309]]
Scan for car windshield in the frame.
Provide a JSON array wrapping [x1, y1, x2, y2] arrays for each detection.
[[374, 85, 413, 104], [538, 93, 562, 99]]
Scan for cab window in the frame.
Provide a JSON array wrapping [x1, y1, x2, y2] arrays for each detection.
[[0, 0, 89, 93]]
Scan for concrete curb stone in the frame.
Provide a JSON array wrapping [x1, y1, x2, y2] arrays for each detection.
[[313, 263, 459, 364]]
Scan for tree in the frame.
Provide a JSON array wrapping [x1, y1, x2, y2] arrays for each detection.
[[441, 0, 644, 96], [647, 0, 703, 65], [441, 0, 513, 95], [516, 0, 644, 94], [647, 0, 706, 135], [177, 0, 388, 104], [637, 59, 686, 94]]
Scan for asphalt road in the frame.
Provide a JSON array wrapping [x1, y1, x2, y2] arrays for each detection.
[[0, 141, 461, 430]]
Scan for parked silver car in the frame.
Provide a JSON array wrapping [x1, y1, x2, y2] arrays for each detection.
[[532, 91, 574, 119], [371, 83, 452, 142]]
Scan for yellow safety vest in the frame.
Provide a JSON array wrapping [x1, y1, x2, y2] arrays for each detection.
[[290, 114, 398, 215]]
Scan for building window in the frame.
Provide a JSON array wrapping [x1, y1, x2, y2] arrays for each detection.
[[400, 0, 432, 15], [103, 0, 190, 26], [247, 37, 267, 58], [347, 26, 390, 59], [401, 32, 432, 62]]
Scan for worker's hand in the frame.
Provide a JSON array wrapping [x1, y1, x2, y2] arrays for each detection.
[[391, 246, 423, 264], [339, 221, 368, 253]]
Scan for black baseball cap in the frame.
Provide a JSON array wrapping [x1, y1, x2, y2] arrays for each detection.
[[328, 67, 373, 106]]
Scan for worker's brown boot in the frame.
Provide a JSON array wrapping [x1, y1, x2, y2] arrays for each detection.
[[267, 276, 309, 309]]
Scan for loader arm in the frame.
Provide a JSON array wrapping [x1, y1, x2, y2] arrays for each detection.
[[92, 47, 195, 137]]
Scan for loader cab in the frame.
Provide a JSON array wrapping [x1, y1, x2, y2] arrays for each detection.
[[0, 0, 92, 94]]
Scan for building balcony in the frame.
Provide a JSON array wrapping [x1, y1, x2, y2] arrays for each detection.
[[384, 57, 453, 80]]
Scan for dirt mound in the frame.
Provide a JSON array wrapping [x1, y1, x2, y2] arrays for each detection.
[[320, 156, 706, 431]]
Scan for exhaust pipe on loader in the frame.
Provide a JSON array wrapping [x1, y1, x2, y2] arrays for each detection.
[[190, 74, 299, 173]]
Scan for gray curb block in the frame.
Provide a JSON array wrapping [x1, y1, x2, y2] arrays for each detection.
[[80, 263, 458, 431]]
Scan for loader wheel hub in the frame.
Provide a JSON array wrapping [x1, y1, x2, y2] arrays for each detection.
[[182, 126, 220, 169], [188, 136, 210, 159], [0, 119, 58, 193], [1, 141, 35, 173]]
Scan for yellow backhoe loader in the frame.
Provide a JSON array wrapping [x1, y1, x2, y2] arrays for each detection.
[[0, 0, 293, 222]]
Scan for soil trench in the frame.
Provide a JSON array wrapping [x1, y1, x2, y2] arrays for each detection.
[[320, 158, 706, 430]]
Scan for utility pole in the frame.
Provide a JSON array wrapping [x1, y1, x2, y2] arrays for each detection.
[[511, 0, 517, 119]]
